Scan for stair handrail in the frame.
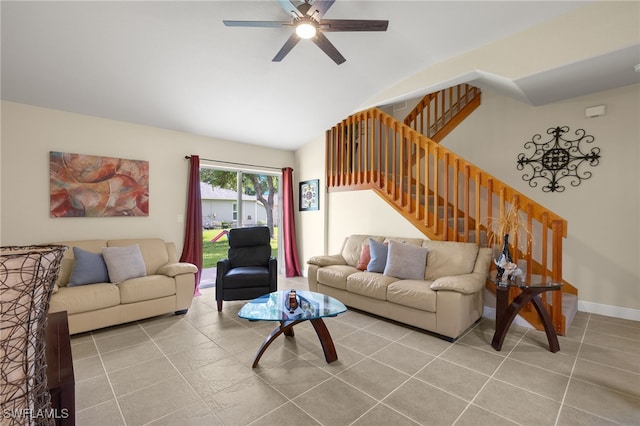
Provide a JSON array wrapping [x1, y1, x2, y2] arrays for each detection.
[[326, 107, 569, 334], [404, 84, 481, 142]]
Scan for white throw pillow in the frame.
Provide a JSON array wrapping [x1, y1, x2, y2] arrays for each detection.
[[102, 244, 146, 283], [383, 240, 428, 280]]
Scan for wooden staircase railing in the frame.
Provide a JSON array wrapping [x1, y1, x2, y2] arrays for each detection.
[[326, 106, 575, 335], [404, 83, 481, 142]]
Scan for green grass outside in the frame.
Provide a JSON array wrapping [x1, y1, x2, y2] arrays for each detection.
[[202, 227, 278, 269]]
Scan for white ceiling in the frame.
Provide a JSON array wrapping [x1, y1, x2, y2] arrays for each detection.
[[2, 1, 639, 151]]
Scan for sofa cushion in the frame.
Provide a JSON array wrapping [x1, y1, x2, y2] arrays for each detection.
[[68, 246, 110, 286], [227, 227, 272, 268], [118, 275, 176, 304], [346, 272, 398, 301], [317, 265, 360, 290], [222, 266, 270, 289], [422, 241, 479, 280], [387, 280, 437, 312], [367, 239, 388, 273], [49, 283, 120, 315], [103, 244, 147, 283], [383, 237, 425, 246], [383, 240, 428, 280]]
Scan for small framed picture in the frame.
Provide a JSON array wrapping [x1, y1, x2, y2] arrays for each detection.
[[299, 179, 320, 211]]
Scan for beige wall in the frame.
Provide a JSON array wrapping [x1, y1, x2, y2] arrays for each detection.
[[0, 102, 294, 252], [364, 1, 640, 108], [295, 84, 640, 319], [326, 191, 427, 254], [293, 134, 326, 275], [445, 84, 640, 316]]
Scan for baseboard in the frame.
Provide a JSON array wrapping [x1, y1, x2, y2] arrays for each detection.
[[483, 302, 640, 326], [578, 300, 640, 322], [198, 282, 215, 290]]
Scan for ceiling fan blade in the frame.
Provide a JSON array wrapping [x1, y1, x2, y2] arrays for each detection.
[[273, 33, 301, 62], [320, 19, 389, 32], [277, 0, 304, 18], [223, 20, 290, 28], [312, 32, 346, 65], [308, 0, 336, 19]]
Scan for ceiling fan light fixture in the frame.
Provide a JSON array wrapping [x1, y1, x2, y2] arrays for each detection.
[[296, 22, 316, 39], [224, 1, 389, 64]]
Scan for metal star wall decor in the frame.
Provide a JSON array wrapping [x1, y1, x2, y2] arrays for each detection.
[[516, 126, 601, 192]]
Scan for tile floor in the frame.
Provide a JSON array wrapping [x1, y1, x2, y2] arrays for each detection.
[[71, 277, 640, 425]]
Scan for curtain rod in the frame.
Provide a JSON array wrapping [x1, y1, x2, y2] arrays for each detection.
[[184, 156, 283, 172]]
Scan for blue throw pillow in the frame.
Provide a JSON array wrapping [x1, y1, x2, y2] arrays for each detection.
[[367, 239, 388, 273], [68, 246, 110, 286]]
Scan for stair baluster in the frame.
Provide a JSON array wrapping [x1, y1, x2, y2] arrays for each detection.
[[325, 98, 575, 335]]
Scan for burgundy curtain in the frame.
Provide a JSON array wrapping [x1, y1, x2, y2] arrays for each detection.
[[181, 155, 203, 295], [282, 167, 302, 277]]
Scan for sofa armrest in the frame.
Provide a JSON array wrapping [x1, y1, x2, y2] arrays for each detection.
[[157, 262, 198, 277], [307, 264, 321, 291], [307, 254, 346, 267], [430, 272, 487, 295]]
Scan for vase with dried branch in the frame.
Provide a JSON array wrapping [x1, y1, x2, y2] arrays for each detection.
[[1, 244, 66, 425], [489, 205, 531, 284]]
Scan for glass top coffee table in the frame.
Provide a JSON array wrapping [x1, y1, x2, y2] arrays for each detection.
[[238, 290, 347, 368]]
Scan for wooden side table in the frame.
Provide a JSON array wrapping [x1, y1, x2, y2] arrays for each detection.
[[46, 311, 75, 425], [491, 281, 563, 353]]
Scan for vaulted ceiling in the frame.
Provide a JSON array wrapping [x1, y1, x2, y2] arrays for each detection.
[[2, 1, 639, 150]]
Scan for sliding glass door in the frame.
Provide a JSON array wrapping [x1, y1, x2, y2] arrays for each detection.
[[199, 167, 281, 286], [239, 173, 278, 234]]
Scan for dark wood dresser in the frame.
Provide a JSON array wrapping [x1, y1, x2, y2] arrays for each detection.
[[46, 311, 75, 425]]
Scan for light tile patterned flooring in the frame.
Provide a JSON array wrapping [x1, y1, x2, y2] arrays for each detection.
[[72, 277, 640, 425]]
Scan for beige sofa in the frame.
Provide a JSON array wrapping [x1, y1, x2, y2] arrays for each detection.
[[49, 238, 197, 334], [307, 235, 492, 340]]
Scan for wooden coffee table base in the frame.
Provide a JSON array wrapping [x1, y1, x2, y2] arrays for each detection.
[[252, 318, 337, 368]]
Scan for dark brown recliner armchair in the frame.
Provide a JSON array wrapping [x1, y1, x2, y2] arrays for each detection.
[[215, 226, 277, 311]]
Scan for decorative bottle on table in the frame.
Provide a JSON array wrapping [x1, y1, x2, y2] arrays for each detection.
[[495, 234, 513, 283], [288, 289, 298, 313]]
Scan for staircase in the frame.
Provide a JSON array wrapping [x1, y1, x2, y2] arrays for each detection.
[[325, 84, 577, 336], [404, 84, 481, 142]]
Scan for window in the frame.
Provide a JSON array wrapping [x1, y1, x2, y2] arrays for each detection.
[[199, 165, 283, 281]]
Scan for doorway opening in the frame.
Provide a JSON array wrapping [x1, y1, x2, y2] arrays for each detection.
[[198, 166, 281, 289]]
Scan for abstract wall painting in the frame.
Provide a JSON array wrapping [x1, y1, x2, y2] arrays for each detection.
[[49, 151, 149, 217]]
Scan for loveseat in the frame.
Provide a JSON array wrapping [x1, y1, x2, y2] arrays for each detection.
[[307, 234, 492, 340], [48, 238, 198, 334]]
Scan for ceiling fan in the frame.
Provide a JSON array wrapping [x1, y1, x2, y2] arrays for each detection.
[[223, 0, 389, 65]]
